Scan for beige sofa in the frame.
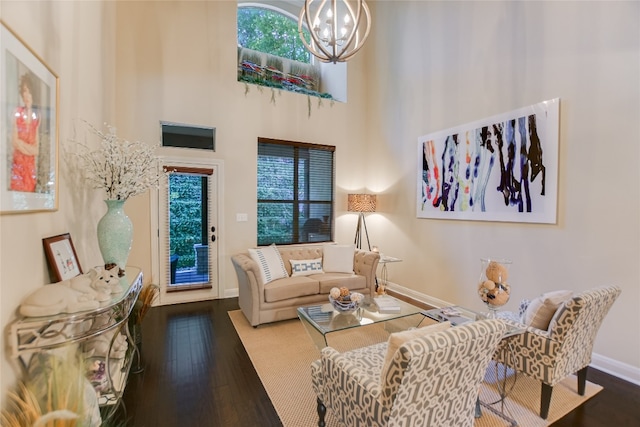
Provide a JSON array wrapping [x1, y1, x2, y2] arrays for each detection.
[[231, 245, 380, 326]]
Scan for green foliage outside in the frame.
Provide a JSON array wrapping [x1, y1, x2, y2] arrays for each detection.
[[237, 6, 333, 100], [169, 174, 203, 269], [237, 7, 311, 63], [257, 155, 295, 245]]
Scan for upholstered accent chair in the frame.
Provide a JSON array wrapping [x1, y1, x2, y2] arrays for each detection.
[[311, 319, 506, 427], [495, 285, 621, 419]]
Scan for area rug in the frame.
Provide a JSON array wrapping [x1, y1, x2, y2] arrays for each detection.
[[228, 310, 602, 427]]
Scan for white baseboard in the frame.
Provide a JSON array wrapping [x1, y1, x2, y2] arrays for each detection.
[[387, 282, 640, 386], [225, 287, 239, 298], [591, 353, 640, 386]]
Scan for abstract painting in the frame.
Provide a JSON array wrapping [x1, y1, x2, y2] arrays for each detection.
[[417, 98, 559, 223]]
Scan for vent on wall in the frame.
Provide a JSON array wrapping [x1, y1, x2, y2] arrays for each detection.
[[161, 122, 216, 151]]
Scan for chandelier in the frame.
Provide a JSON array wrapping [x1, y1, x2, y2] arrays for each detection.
[[298, 0, 372, 64]]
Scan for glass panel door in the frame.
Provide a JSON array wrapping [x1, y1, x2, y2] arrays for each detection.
[[157, 162, 219, 305], [168, 172, 210, 288]]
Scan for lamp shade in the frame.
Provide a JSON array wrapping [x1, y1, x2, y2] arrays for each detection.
[[348, 194, 376, 212]]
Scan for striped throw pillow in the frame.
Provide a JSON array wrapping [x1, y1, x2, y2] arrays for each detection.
[[523, 290, 573, 330], [248, 244, 289, 285]]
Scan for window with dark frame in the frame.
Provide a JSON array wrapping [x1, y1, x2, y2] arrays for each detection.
[[257, 137, 335, 246]]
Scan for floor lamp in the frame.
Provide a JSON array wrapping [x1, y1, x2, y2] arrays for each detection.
[[347, 194, 376, 251]]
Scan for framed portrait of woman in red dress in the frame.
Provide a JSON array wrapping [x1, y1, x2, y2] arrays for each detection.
[[0, 21, 59, 214]]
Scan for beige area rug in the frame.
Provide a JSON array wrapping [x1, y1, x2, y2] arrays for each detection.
[[229, 310, 601, 427]]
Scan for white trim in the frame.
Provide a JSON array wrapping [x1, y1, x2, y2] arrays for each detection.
[[591, 353, 640, 387], [386, 281, 640, 385], [224, 287, 239, 299]]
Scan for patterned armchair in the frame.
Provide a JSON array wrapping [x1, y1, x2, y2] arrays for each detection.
[[495, 285, 621, 419], [311, 319, 506, 427]]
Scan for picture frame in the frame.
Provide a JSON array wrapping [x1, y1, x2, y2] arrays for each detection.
[[0, 21, 59, 214], [43, 233, 82, 282], [417, 98, 560, 224]]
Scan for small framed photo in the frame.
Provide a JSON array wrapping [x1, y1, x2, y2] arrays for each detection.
[[43, 233, 82, 282], [1, 21, 59, 214]]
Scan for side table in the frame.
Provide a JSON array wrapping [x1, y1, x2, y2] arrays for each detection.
[[377, 255, 402, 293], [422, 306, 524, 426]]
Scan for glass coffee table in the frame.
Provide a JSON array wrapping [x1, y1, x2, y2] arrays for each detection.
[[297, 295, 425, 349]]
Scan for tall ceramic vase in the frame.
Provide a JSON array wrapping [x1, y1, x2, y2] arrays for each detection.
[[97, 199, 133, 270]]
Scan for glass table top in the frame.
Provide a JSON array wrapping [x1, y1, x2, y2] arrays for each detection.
[[421, 306, 526, 338], [297, 295, 423, 336]]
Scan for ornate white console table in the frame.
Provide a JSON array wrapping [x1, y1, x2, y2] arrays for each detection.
[[8, 266, 143, 420]]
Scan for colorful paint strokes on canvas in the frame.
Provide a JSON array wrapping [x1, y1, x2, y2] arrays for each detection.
[[417, 98, 559, 223]]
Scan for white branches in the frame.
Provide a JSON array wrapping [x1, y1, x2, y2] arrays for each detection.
[[74, 120, 161, 201]]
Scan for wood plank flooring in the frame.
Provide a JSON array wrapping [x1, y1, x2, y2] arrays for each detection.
[[115, 298, 640, 426]]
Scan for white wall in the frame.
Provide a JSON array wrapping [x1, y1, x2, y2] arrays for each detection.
[[1, 0, 638, 408], [364, 0, 639, 378]]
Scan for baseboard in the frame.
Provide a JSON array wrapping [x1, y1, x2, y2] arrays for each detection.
[[591, 353, 640, 386], [225, 287, 239, 298], [387, 281, 640, 386]]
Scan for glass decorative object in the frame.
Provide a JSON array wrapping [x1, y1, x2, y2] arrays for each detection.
[[477, 258, 512, 318]]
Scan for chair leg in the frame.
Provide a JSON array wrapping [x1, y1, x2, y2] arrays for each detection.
[[540, 383, 553, 419], [317, 397, 326, 427], [577, 366, 588, 395]]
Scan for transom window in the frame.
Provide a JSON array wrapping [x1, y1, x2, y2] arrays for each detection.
[[237, 2, 346, 101], [237, 6, 311, 63], [257, 137, 335, 246]]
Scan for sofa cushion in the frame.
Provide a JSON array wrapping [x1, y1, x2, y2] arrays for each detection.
[[263, 276, 320, 303], [379, 321, 452, 390], [290, 258, 324, 277], [248, 244, 289, 285], [317, 273, 366, 294], [523, 290, 573, 330], [323, 244, 355, 273]]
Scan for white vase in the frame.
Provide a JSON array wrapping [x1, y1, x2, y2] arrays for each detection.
[[97, 199, 133, 269]]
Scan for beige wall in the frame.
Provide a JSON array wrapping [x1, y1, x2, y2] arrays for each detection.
[[363, 0, 639, 375], [1, 0, 638, 407], [0, 0, 118, 405]]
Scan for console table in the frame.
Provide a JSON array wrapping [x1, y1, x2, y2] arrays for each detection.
[[8, 266, 143, 420]]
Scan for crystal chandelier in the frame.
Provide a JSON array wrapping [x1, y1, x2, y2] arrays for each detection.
[[298, 0, 371, 64]]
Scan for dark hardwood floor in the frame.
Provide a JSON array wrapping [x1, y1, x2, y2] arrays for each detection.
[[116, 298, 280, 426], [114, 298, 640, 426]]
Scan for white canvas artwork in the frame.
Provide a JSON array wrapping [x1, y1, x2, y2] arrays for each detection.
[[417, 98, 560, 224]]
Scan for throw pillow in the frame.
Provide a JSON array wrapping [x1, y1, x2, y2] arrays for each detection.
[[523, 290, 573, 330], [290, 258, 324, 277], [248, 244, 289, 285], [322, 244, 355, 273], [379, 321, 452, 389]]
